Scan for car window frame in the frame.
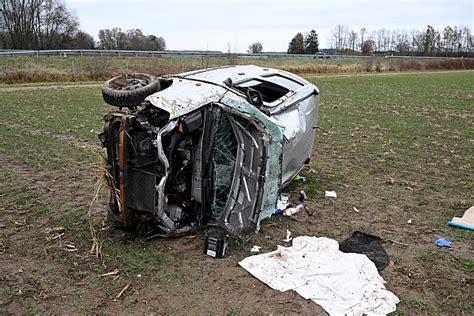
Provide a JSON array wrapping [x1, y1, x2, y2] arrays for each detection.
[[233, 76, 302, 107]]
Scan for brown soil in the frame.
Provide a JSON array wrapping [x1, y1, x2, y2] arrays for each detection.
[[1, 122, 472, 315]]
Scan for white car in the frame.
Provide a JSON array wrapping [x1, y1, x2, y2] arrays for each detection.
[[99, 65, 320, 240]]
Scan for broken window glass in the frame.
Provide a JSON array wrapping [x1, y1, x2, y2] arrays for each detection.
[[262, 74, 303, 91], [236, 79, 289, 103], [211, 113, 238, 218]]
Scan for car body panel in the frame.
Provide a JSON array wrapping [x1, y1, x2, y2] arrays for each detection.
[[146, 79, 226, 119]]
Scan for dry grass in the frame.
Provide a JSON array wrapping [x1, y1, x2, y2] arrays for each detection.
[[0, 56, 473, 83]]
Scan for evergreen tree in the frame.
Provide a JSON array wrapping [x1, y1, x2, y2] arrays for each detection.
[[304, 30, 319, 54], [288, 32, 305, 54]]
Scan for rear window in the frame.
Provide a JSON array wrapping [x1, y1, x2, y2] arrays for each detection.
[[236, 79, 289, 103], [263, 74, 303, 91]]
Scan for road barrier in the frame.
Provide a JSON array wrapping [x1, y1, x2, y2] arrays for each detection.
[[0, 49, 467, 60]]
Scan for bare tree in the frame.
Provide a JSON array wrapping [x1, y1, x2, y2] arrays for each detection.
[[328, 24, 471, 56], [98, 28, 165, 50], [0, 0, 79, 49], [330, 24, 347, 52], [348, 30, 358, 52], [359, 28, 366, 51]]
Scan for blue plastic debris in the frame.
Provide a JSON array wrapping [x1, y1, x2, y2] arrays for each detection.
[[448, 221, 474, 231], [435, 238, 452, 248]]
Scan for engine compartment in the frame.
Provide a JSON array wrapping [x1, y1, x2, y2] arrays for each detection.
[[100, 102, 245, 238]]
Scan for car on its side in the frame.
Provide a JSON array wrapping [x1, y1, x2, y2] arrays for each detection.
[[99, 65, 320, 240]]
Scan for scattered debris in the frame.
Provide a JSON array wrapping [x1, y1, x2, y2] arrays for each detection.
[[283, 230, 292, 242], [353, 207, 360, 213], [386, 177, 395, 185], [293, 175, 306, 182], [46, 233, 64, 241], [45, 227, 65, 234], [448, 206, 474, 231], [274, 209, 284, 215], [276, 193, 291, 214], [100, 269, 120, 277], [14, 220, 26, 226], [64, 243, 77, 252], [304, 205, 314, 216], [239, 236, 399, 315], [325, 190, 337, 198], [435, 238, 452, 248], [387, 239, 407, 247], [339, 231, 390, 271], [116, 283, 131, 299], [299, 190, 308, 202], [407, 219, 413, 224], [251, 245, 262, 253], [283, 204, 305, 217], [204, 228, 229, 258]]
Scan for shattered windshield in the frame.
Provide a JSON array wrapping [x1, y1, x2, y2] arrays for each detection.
[[211, 112, 238, 218]]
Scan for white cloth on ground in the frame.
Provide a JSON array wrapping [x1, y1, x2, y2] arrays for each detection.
[[239, 236, 399, 315]]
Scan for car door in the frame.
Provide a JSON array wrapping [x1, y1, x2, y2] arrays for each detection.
[[214, 94, 285, 241]]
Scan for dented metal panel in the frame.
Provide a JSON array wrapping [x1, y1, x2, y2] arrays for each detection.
[[146, 79, 226, 119]]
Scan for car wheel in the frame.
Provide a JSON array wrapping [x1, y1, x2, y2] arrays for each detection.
[[102, 73, 161, 107]]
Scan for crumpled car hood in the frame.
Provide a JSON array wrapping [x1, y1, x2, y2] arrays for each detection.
[[146, 79, 227, 119]]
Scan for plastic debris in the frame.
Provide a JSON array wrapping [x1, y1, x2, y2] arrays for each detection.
[[435, 238, 452, 248], [251, 245, 262, 253], [448, 206, 474, 231], [407, 219, 412, 224], [353, 207, 360, 213], [283, 229, 292, 242], [284, 204, 305, 216], [299, 190, 307, 202], [325, 190, 337, 198], [339, 231, 390, 271], [276, 193, 290, 214], [293, 175, 306, 182]]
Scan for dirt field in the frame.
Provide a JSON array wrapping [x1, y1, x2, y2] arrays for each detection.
[[0, 71, 472, 315]]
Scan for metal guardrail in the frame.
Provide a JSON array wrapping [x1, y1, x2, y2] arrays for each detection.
[[0, 49, 468, 60]]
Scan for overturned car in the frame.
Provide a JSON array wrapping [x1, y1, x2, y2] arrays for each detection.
[[99, 65, 320, 241]]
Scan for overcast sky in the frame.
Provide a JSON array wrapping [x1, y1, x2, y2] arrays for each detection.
[[65, 0, 473, 52]]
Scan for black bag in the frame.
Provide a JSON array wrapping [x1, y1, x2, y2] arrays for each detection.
[[339, 231, 390, 271]]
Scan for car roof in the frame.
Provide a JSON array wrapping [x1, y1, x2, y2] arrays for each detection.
[[178, 65, 310, 87]]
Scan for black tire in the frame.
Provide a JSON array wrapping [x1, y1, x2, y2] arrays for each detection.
[[102, 73, 161, 107]]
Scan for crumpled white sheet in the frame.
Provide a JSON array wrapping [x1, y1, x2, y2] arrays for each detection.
[[239, 236, 399, 315]]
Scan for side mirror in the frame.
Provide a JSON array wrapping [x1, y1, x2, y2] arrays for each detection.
[[246, 88, 263, 108]]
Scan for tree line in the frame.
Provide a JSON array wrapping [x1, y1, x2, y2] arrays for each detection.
[[0, 0, 471, 56], [0, 0, 166, 50], [327, 24, 472, 56]]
